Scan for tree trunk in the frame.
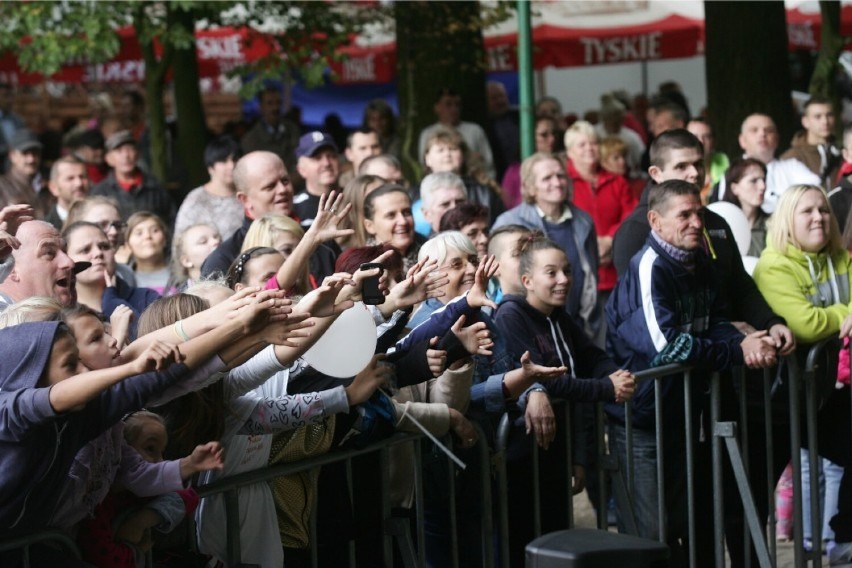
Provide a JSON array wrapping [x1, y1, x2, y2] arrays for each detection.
[[704, 1, 795, 158], [395, 0, 487, 182], [136, 6, 170, 185], [170, 6, 209, 192], [810, 1, 842, 139]]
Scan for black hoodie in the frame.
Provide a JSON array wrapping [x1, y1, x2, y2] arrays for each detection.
[[494, 295, 618, 402]]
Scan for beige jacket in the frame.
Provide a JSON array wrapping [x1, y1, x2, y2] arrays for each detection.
[[388, 360, 474, 508]]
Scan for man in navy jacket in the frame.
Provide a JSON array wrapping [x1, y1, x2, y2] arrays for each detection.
[[605, 179, 776, 561]]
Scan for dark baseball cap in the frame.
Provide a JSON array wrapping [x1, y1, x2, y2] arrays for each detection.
[[9, 130, 42, 152], [105, 130, 136, 152], [295, 131, 338, 158]]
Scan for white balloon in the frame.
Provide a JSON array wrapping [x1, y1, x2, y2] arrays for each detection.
[[303, 302, 377, 378], [741, 255, 759, 277], [707, 201, 752, 256]]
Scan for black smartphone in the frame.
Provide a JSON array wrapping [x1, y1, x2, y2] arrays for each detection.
[[359, 262, 385, 305]]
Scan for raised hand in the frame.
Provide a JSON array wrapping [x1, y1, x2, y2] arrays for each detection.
[[133, 340, 183, 374], [0, 204, 33, 260], [466, 254, 498, 310], [345, 355, 394, 405], [262, 312, 314, 348], [388, 256, 449, 310], [427, 336, 448, 377], [519, 350, 567, 381], [306, 190, 355, 244], [0, 204, 34, 236], [451, 314, 493, 356], [236, 290, 293, 334], [609, 369, 636, 403], [300, 275, 355, 317], [109, 305, 134, 349], [180, 441, 225, 477], [0, 230, 18, 261]]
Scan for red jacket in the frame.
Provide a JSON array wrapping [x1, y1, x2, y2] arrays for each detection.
[[567, 160, 637, 291]]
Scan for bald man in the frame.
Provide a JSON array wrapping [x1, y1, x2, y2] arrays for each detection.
[[200, 151, 337, 282]]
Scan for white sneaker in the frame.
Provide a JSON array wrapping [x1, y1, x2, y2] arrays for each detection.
[[829, 541, 852, 566]]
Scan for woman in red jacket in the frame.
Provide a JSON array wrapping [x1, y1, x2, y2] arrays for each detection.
[[564, 120, 637, 299]]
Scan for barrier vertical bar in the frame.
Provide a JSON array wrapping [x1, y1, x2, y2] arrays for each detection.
[[496, 414, 511, 568], [310, 478, 318, 568], [447, 437, 460, 568], [804, 363, 823, 565], [711, 372, 725, 568], [224, 489, 242, 566], [345, 458, 356, 566], [532, 434, 541, 538], [684, 371, 697, 568], [625, 401, 635, 495], [596, 403, 608, 530], [565, 403, 574, 528], [655, 377, 667, 543], [413, 440, 426, 568], [737, 366, 753, 568], [474, 423, 495, 568], [788, 359, 806, 568], [379, 449, 393, 566], [764, 366, 777, 563]]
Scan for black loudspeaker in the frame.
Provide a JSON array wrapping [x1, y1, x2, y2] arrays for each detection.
[[525, 529, 670, 568]]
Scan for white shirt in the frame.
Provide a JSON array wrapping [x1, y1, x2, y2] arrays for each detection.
[[716, 157, 821, 214]]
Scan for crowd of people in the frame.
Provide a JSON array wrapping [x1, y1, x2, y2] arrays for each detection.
[[0, 78, 851, 568]]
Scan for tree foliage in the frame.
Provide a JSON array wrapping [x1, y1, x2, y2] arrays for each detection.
[[0, 1, 374, 188], [395, 1, 489, 181]]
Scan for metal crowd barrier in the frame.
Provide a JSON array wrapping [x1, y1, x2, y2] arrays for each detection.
[[0, 530, 82, 567], [196, 423, 494, 568], [492, 340, 846, 568], [2, 341, 843, 568]]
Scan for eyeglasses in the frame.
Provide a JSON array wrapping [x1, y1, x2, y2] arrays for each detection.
[[444, 255, 480, 271], [99, 220, 126, 232]]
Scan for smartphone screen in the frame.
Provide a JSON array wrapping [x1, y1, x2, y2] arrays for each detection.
[[360, 262, 385, 305]]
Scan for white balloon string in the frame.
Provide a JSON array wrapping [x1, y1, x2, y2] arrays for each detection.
[[379, 390, 466, 470]]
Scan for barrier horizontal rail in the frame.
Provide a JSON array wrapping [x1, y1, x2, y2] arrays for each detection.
[[492, 339, 844, 568], [2, 341, 843, 568], [0, 529, 82, 567]]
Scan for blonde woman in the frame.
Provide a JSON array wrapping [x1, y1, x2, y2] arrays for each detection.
[[241, 191, 353, 294], [242, 213, 312, 294], [753, 184, 852, 565]]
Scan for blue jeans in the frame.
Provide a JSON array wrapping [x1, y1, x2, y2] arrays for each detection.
[[802, 448, 844, 541], [609, 422, 687, 543]]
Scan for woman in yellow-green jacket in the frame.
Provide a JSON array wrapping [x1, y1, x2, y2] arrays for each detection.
[[753, 184, 852, 564]]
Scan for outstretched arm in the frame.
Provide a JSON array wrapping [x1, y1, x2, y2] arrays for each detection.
[[49, 341, 183, 413], [275, 191, 354, 291]]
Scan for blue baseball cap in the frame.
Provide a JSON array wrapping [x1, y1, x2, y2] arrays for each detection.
[[295, 131, 338, 158]]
